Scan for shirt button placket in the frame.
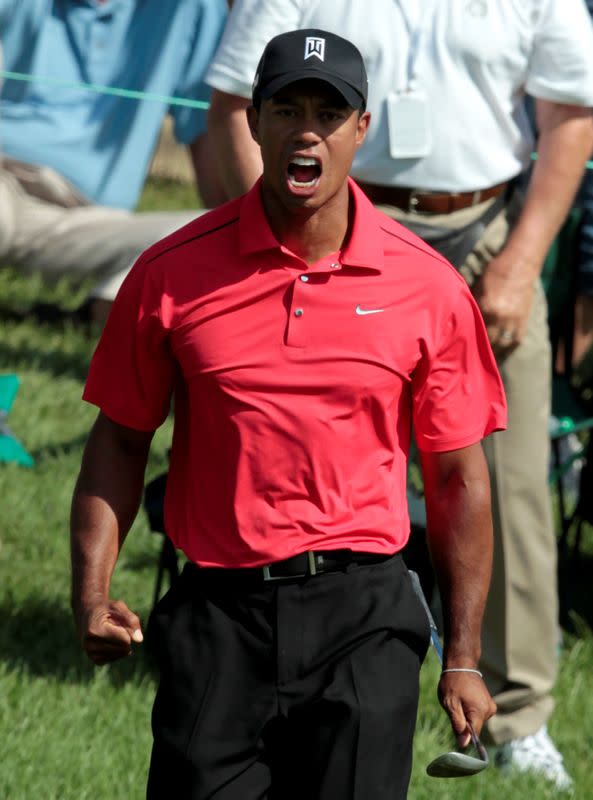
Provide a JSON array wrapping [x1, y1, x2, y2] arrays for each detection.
[[286, 276, 309, 348]]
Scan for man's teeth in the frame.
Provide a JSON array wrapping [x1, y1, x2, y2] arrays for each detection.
[[289, 176, 318, 186], [288, 156, 320, 187]]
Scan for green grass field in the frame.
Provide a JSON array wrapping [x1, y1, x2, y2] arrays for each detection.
[[1, 178, 593, 799]]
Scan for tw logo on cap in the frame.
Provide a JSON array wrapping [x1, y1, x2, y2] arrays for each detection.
[[304, 36, 325, 62]]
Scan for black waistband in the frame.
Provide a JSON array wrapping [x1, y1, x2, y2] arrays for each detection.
[[189, 549, 396, 584]]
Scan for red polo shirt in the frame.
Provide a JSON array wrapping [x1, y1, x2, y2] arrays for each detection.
[[84, 178, 506, 567]]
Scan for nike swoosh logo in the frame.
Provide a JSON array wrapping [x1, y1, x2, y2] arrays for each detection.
[[355, 304, 385, 315]]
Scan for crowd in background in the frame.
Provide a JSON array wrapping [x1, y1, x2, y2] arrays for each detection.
[[0, 0, 227, 323]]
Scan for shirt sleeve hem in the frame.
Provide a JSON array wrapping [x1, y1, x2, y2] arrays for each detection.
[[415, 420, 506, 453], [204, 67, 253, 99], [82, 393, 163, 433], [524, 80, 593, 108]]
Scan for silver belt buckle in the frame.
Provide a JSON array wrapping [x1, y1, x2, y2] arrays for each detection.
[[262, 551, 318, 582], [408, 189, 423, 212], [262, 565, 286, 581]]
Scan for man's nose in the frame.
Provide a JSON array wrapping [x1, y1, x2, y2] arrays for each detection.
[[292, 123, 323, 148]]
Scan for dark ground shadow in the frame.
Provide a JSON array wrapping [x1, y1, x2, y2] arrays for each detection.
[[0, 594, 157, 686]]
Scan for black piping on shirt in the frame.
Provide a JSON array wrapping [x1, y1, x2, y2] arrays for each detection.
[[145, 216, 240, 265]]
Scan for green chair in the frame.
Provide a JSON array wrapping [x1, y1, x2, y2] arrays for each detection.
[[143, 470, 180, 609], [0, 374, 34, 467]]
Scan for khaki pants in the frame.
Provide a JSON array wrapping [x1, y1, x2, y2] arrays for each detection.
[[0, 160, 202, 301], [379, 198, 557, 743]]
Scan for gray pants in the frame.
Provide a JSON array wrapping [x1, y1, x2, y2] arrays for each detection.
[[379, 197, 557, 744], [0, 159, 202, 301]]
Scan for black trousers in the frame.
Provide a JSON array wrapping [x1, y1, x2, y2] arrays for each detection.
[[146, 554, 430, 800]]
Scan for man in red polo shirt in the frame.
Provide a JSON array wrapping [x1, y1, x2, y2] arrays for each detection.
[[71, 29, 505, 799]]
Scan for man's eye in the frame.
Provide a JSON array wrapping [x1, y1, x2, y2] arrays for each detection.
[[321, 111, 344, 122]]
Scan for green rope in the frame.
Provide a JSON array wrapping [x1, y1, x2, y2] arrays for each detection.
[[1, 70, 593, 170], [0, 70, 209, 110], [531, 151, 593, 171]]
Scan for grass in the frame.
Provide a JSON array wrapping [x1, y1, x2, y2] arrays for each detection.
[[1, 179, 593, 799]]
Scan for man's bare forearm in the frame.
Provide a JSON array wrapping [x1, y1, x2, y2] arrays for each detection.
[[70, 413, 153, 621], [501, 102, 593, 281], [189, 132, 228, 208], [420, 443, 493, 668], [207, 90, 263, 200]]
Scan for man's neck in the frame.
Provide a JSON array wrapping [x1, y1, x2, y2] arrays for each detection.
[[261, 183, 351, 265]]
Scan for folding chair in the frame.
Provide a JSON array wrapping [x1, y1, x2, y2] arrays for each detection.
[[143, 471, 179, 610]]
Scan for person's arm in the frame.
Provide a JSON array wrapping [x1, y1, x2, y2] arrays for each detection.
[[207, 89, 263, 200], [419, 442, 497, 747], [189, 130, 230, 208], [476, 100, 593, 353], [203, 0, 302, 200], [70, 411, 154, 665]]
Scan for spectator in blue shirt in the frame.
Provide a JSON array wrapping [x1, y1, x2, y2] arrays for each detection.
[[0, 0, 227, 322]]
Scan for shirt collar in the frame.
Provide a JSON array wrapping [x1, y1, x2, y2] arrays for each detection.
[[239, 179, 284, 257], [239, 177, 384, 273], [341, 178, 385, 272]]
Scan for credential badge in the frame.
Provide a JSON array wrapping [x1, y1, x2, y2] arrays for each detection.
[[465, 0, 488, 16], [304, 36, 325, 62]]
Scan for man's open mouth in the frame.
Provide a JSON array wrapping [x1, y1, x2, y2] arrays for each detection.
[[287, 156, 322, 188]]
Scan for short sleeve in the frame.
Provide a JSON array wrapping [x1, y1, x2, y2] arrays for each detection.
[[205, 0, 305, 98], [412, 285, 506, 452], [170, 0, 228, 144], [83, 257, 175, 432], [526, 0, 593, 106]]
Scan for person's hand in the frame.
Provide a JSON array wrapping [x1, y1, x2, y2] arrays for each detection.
[[437, 671, 497, 748], [473, 250, 537, 356], [76, 599, 144, 665]]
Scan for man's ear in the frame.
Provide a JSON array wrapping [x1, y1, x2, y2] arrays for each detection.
[[246, 105, 261, 145], [355, 111, 371, 147]]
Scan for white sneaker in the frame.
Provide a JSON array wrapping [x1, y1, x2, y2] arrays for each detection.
[[495, 725, 573, 791]]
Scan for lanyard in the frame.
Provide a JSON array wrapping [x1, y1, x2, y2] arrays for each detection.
[[396, 0, 437, 90]]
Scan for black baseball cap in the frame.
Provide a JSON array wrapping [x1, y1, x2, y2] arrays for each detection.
[[252, 29, 368, 111]]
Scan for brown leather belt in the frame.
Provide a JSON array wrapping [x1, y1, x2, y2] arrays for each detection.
[[357, 180, 509, 214]]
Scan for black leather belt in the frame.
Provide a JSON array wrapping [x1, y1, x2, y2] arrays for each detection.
[[195, 550, 394, 584], [357, 180, 509, 214]]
